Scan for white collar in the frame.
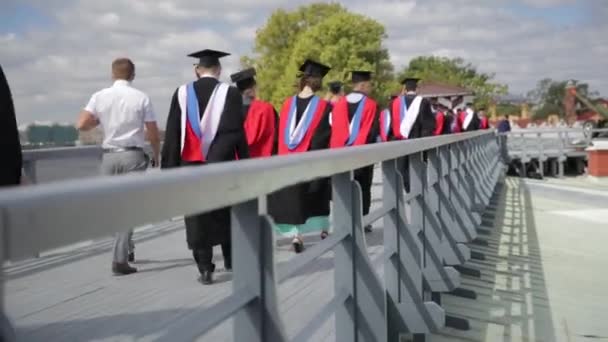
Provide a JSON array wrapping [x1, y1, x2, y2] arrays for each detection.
[[405, 91, 417, 95], [113, 80, 131, 87], [198, 73, 218, 80], [346, 92, 364, 103]]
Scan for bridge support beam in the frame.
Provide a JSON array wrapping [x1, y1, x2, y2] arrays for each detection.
[[232, 199, 287, 342]]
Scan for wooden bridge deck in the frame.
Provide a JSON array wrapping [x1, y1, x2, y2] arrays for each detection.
[[6, 175, 608, 341]]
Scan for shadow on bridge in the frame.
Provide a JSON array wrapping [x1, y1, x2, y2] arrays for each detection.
[[433, 177, 557, 342]]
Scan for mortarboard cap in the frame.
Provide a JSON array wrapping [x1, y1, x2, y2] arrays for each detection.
[[188, 49, 230, 68], [328, 81, 343, 94], [351, 70, 372, 83], [299, 59, 331, 78], [230, 67, 257, 91], [401, 77, 420, 88]]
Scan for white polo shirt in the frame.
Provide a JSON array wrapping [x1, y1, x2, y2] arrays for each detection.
[[84, 80, 156, 148]]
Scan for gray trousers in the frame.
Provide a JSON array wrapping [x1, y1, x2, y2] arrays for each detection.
[[101, 150, 148, 263]]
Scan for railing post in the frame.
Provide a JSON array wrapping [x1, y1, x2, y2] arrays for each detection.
[[232, 198, 287, 342], [538, 132, 545, 177], [557, 130, 565, 178], [384, 156, 444, 341], [0, 210, 16, 342], [437, 146, 469, 266], [422, 149, 459, 294], [383, 158, 404, 341], [332, 171, 356, 342]]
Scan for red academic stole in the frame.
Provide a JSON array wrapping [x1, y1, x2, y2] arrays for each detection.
[[180, 82, 229, 162], [389, 95, 423, 140], [480, 116, 489, 129], [330, 96, 377, 148], [244, 99, 276, 158], [433, 111, 445, 136], [277, 96, 328, 155]]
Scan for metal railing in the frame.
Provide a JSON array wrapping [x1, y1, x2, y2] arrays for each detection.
[[0, 130, 502, 341], [21, 145, 102, 184], [501, 128, 608, 177]]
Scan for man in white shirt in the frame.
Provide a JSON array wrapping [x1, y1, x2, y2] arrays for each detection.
[[76, 57, 160, 276]]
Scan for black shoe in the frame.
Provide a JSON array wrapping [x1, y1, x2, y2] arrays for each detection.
[[112, 262, 137, 276], [224, 263, 232, 272], [198, 271, 213, 285], [293, 240, 304, 254], [364, 225, 373, 233], [128, 252, 135, 263]]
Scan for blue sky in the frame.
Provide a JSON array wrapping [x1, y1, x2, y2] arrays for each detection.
[[1, 0, 606, 125]]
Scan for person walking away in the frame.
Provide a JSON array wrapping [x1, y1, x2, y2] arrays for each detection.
[[386, 77, 435, 191], [379, 95, 398, 142], [268, 59, 332, 253], [325, 81, 344, 105], [430, 97, 446, 136], [330, 70, 380, 233], [161, 49, 249, 285], [76, 58, 160, 276], [457, 102, 481, 132], [479, 108, 489, 129], [230, 67, 278, 157], [0, 64, 23, 188]]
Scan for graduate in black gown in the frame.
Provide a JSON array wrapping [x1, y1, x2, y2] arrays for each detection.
[[268, 59, 332, 253], [329, 71, 380, 233], [387, 77, 436, 191], [161, 49, 249, 285], [0, 64, 22, 188]]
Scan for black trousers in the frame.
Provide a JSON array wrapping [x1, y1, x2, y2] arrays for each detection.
[[192, 243, 232, 273]]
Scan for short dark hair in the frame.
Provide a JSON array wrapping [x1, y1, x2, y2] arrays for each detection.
[[112, 58, 135, 80]]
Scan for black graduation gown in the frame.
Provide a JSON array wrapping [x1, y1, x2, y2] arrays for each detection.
[[268, 96, 332, 225], [387, 94, 436, 192], [462, 112, 482, 132], [387, 94, 436, 141], [0, 64, 22, 187], [345, 95, 380, 216], [161, 77, 249, 249]]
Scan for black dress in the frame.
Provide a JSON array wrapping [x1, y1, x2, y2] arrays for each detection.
[[0, 64, 22, 187], [268, 96, 332, 226], [161, 77, 249, 249]]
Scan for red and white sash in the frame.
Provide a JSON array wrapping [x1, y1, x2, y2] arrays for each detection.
[[178, 82, 229, 157]]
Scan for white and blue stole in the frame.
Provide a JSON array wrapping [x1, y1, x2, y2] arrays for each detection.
[[381, 109, 391, 139], [345, 93, 367, 146], [398, 94, 423, 138], [178, 81, 229, 157], [284, 95, 321, 150]]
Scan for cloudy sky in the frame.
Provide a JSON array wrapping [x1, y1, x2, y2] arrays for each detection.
[[1, 0, 607, 126]]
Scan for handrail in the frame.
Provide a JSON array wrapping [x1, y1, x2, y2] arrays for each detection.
[[0, 131, 488, 261], [1, 130, 502, 341], [22, 145, 102, 162]]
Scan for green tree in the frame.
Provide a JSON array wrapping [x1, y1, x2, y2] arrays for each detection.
[[242, 3, 395, 108], [397, 56, 508, 109], [527, 78, 597, 119], [495, 103, 521, 116]]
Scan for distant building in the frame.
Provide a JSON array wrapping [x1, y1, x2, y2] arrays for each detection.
[[20, 122, 78, 147]]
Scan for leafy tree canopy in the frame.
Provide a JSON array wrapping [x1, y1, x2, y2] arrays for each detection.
[[242, 3, 395, 108]]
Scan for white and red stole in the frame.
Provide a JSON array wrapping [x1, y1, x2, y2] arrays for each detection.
[[179, 81, 229, 162]]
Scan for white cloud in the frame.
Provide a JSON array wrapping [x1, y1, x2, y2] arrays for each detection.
[[1, 0, 607, 127]]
